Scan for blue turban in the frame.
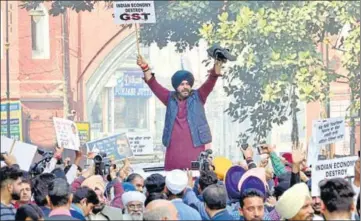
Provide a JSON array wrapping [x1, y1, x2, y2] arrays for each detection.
[[171, 70, 194, 90], [122, 182, 136, 192]]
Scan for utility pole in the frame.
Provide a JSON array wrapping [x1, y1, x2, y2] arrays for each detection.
[[5, 0, 11, 138]]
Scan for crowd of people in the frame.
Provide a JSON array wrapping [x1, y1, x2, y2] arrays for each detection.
[[0, 143, 360, 221]]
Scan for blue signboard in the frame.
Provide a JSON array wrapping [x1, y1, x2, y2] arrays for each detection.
[[114, 71, 152, 97], [86, 133, 133, 161]]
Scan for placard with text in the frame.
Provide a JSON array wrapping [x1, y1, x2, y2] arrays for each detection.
[[114, 1, 156, 24], [312, 117, 345, 146], [127, 132, 154, 155]]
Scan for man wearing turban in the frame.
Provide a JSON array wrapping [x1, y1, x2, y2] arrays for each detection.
[[275, 182, 314, 220], [137, 55, 224, 170], [121, 191, 146, 220]]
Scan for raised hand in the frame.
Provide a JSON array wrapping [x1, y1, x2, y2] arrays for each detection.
[[54, 146, 64, 157], [186, 168, 194, 188], [240, 145, 254, 160], [214, 59, 225, 75], [74, 150, 83, 166], [292, 148, 305, 165], [3, 153, 17, 166], [137, 55, 148, 68]]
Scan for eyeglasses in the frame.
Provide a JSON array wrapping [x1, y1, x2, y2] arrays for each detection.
[[127, 204, 143, 210]]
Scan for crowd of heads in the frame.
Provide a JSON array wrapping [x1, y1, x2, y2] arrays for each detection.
[[0, 145, 360, 221]]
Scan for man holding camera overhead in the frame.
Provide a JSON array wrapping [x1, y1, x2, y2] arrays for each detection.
[[137, 45, 236, 171]]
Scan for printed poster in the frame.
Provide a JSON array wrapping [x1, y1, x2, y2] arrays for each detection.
[[53, 117, 80, 151], [86, 133, 133, 162], [114, 1, 156, 24]]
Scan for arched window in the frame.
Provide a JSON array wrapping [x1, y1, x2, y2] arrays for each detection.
[[29, 4, 50, 59]]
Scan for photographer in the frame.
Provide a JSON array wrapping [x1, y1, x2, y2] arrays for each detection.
[[37, 145, 82, 185], [70, 161, 125, 220], [41, 146, 64, 174]]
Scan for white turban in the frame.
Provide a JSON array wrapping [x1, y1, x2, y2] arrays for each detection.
[[275, 182, 311, 219], [121, 191, 146, 206], [166, 169, 188, 195]]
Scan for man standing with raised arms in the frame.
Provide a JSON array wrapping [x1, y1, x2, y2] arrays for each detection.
[[137, 55, 224, 170]]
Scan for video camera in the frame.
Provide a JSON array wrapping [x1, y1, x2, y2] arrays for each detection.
[[93, 152, 112, 176], [29, 149, 54, 177], [191, 149, 213, 171], [207, 44, 237, 62]]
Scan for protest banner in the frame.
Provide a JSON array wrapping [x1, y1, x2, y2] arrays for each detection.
[[0, 100, 23, 141], [127, 132, 154, 155], [86, 133, 133, 162], [114, 1, 156, 54], [311, 156, 358, 196], [75, 122, 91, 146], [1, 136, 37, 171], [312, 117, 345, 146], [114, 1, 156, 24], [53, 117, 80, 151]]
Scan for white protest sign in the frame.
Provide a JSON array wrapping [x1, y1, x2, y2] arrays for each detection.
[[311, 156, 358, 196], [306, 137, 320, 167], [312, 117, 345, 146], [1, 136, 37, 171], [53, 117, 80, 151], [12, 141, 37, 171], [1, 136, 15, 153], [127, 132, 154, 155], [114, 1, 156, 24]]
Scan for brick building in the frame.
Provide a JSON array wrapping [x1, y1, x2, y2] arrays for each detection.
[[1, 1, 137, 148]]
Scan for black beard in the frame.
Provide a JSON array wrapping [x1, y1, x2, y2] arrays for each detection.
[[11, 192, 21, 201]]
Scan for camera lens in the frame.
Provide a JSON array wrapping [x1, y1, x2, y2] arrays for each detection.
[[94, 155, 102, 164]]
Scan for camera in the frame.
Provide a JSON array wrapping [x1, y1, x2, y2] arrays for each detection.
[[207, 44, 237, 62], [93, 152, 111, 176], [241, 143, 249, 151], [191, 149, 213, 171], [257, 145, 268, 155], [29, 149, 54, 177]]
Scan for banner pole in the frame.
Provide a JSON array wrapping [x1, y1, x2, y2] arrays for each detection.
[[135, 23, 140, 55]]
